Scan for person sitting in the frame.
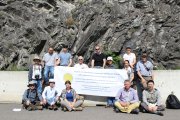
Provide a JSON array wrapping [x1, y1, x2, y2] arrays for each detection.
[[28, 56, 43, 94], [105, 56, 115, 108], [22, 81, 43, 111], [42, 79, 60, 110], [74, 56, 88, 69], [141, 80, 165, 116], [114, 80, 140, 114], [60, 80, 84, 112]]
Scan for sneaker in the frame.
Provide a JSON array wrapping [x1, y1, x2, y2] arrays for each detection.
[[48, 105, 53, 110], [131, 108, 139, 114], [114, 108, 120, 113], [156, 111, 164, 116], [105, 105, 111, 108], [53, 105, 58, 111], [62, 107, 67, 112], [27, 106, 32, 111]]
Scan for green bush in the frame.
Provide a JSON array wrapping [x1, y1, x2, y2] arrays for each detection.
[[104, 51, 122, 69]]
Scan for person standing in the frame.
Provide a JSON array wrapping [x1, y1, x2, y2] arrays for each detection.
[[123, 46, 136, 68], [28, 56, 43, 94], [43, 47, 58, 85], [136, 53, 154, 89], [91, 45, 106, 68], [141, 80, 165, 116], [74, 56, 88, 69], [123, 60, 134, 83], [105, 56, 116, 107], [57, 45, 72, 67]]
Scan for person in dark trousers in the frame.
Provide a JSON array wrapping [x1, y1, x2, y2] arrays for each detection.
[[91, 45, 106, 69], [105, 56, 116, 108], [22, 81, 43, 111], [141, 80, 165, 116]]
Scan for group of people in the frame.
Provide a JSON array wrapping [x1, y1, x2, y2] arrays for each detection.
[[22, 44, 165, 116]]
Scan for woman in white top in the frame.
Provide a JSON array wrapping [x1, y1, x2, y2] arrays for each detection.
[[123, 60, 134, 82], [123, 46, 136, 68]]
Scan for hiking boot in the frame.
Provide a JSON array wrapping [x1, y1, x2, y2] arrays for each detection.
[[156, 111, 164, 116], [73, 107, 83, 111], [131, 108, 139, 114]]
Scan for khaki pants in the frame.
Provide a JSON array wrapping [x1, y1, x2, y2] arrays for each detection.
[[114, 101, 140, 113], [22, 101, 42, 110], [141, 76, 153, 89], [60, 100, 83, 111]]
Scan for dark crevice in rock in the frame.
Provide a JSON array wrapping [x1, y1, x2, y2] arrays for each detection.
[[30, 40, 47, 55]]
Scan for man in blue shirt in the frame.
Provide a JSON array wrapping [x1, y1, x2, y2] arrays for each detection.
[[57, 45, 72, 67], [114, 80, 140, 114], [136, 53, 154, 89]]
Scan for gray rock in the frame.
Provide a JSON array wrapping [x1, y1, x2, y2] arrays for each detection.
[[0, 0, 180, 70]]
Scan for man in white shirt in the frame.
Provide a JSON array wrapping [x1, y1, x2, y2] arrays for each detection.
[[42, 79, 60, 110], [74, 56, 88, 69], [123, 46, 136, 68]]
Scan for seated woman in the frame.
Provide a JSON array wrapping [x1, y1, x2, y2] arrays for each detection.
[[60, 80, 84, 111]]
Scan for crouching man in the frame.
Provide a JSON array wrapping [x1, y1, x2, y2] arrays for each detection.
[[114, 80, 140, 114], [22, 81, 43, 111], [141, 80, 165, 116], [42, 79, 60, 110]]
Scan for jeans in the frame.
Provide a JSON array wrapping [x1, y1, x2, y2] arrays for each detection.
[[47, 97, 56, 105], [32, 80, 42, 94], [44, 66, 54, 84], [107, 97, 115, 106]]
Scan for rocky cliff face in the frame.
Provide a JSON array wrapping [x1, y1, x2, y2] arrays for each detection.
[[0, 0, 180, 70]]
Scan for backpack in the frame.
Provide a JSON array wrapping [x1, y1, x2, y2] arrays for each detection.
[[22, 89, 39, 104], [166, 94, 180, 109]]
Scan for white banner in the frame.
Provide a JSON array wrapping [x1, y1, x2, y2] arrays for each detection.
[[54, 66, 128, 97]]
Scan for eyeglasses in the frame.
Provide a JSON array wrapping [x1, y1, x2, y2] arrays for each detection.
[[95, 48, 100, 50], [78, 59, 83, 61]]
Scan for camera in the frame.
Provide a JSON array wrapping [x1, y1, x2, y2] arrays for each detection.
[[35, 75, 40, 79]]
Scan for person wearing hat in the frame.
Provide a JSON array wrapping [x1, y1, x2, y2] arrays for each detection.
[[28, 55, 43, 94], [105, 56, 116, 107], [56, 44, 72, 67], [136, 53, 154, 89], [42, 79, 60, 110], [123, 46, 136, 68], [22, 81, 43, 111], [60, 80, 84, 112]]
